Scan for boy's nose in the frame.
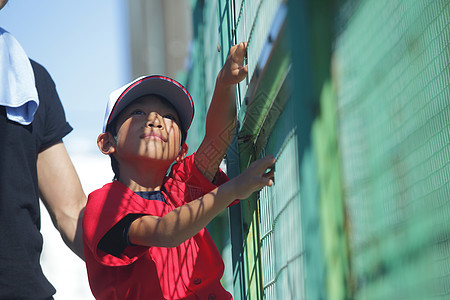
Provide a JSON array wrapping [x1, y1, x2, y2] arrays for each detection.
[[146, 114, 163, 128]]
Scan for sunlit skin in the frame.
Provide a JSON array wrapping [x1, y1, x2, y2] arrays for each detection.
[[97, 95, 188, 192]]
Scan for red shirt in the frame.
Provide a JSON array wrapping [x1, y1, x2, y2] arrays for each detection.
[[83, 154, 234, 299]]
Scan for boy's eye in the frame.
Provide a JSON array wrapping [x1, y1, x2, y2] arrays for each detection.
[[163, 114, 176, 121], [130, 110, 145, 116]]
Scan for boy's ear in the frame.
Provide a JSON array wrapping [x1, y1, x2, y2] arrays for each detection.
[[176, 143, 189, 162], [97, 132, 116, 155]]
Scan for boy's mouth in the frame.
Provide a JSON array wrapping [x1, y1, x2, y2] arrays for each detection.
[[141, 132, 166, 142]]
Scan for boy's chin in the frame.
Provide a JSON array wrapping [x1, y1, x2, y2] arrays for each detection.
[[139, 154, 179, 164]]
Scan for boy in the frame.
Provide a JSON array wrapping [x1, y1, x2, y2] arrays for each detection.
[[83, 42, 275, 299]]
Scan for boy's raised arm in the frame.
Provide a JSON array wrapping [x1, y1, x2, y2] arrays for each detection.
[[195, 42, 248, 181]]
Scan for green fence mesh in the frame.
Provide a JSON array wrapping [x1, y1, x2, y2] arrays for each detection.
[[187, 0, 450, 299], [334, 0, 450, 298], [259, 102, 305, 299]]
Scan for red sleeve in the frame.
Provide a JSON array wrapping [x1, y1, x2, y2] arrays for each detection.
[[164, 152, 239, 206], [82, 181, 167, 266]]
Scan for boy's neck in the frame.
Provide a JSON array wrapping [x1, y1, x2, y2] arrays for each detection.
[[118, 160, 171, 192]]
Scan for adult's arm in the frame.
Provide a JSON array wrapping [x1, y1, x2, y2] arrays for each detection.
[[37, 141, 87, 260]]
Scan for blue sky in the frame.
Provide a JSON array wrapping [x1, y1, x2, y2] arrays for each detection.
[[1, 0, 131, 155]]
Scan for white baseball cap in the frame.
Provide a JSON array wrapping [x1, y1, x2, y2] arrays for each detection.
[[103, 75, 194, 134]]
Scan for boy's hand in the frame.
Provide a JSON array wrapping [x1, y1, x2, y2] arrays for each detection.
[[217, 42, 249, 86], [230, 154, 275, 200]]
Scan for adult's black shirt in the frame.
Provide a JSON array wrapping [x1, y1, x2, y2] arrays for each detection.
[[0, 60, 72, 299]]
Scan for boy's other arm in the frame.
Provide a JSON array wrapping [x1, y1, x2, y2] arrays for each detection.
[[37, 141, 87, 260], [195, 42, 248, 181], [129, 154, 275, 248]]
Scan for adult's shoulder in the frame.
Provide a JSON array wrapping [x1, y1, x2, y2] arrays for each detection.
[[28, 58, 73, 151], [29, 59, 46, 73], [29, 59, 56, 88]]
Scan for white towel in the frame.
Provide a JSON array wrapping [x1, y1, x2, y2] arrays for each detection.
[[0, 27, 39, 125]]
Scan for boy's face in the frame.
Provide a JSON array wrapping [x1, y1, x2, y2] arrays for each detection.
[[113, 95, 183, 164]]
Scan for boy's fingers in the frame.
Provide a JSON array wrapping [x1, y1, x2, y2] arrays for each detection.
[[263, 168, 275, 179], [236, 65, 248, 79], [263, 167, 275, 185], [253, 177, 273, 191], [253, 154, 275, 173], [263, 176, 274, 187], [236, 41, 247, 51], [233, 42, 248, 59]]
